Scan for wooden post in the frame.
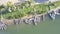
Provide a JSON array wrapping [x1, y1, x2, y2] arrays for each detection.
[[32, 15, 37, 25], [37, 16, 41, 23], [42, 15, 45, 21]]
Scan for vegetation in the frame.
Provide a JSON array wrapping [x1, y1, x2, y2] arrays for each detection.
[[0, 1, 60, 19]]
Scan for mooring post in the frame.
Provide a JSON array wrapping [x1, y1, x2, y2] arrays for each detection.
[[37, 16, 41, 23], [33, 15, 37, 25], [42, 15, 45, 21], [13, 19, 16, 25]]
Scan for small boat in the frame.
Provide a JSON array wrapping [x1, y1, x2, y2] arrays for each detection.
[[54, 10, 60, 15], [57, 9, 60, 15], [49, 13, 55, 20], [54, 7, 60, 15], [48, 11, 56, 20]]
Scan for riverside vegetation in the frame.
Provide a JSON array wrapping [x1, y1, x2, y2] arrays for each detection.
[[0, 0, 60, 19]]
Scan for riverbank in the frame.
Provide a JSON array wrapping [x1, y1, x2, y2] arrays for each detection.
[[1, 6, 60, 26], [0, 1, 60, 25]]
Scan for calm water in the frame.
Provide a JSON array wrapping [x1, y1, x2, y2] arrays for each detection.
[[0, 15, 60, 34]]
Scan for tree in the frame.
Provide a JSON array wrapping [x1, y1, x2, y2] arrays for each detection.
[[7, 1, 13, 7], [47, 1, 55, 11], [0, 5, 5, 20]]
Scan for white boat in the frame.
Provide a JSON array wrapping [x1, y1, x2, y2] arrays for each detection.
[[48, 10, 56, 20], [49, 13, 55, 20]]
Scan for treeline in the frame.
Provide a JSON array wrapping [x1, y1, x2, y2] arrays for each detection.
[[0, 0, 60, 19]]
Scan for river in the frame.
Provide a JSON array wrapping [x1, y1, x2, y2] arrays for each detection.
[[0, 14, 60, 34]]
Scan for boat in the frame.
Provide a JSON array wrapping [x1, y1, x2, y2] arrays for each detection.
[[54, 7, 60, 15], [49, 13, 55, 20], [48, 11, 56, 20]]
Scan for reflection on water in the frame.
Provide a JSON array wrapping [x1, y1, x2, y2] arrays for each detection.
[[0, 15, 60, 34]]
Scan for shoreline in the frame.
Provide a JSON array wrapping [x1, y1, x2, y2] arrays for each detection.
[[0, 6, 60, 30], [1, 6, 60, 25]]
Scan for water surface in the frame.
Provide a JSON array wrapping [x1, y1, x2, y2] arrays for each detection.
[[0, 15, 60, 34]]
